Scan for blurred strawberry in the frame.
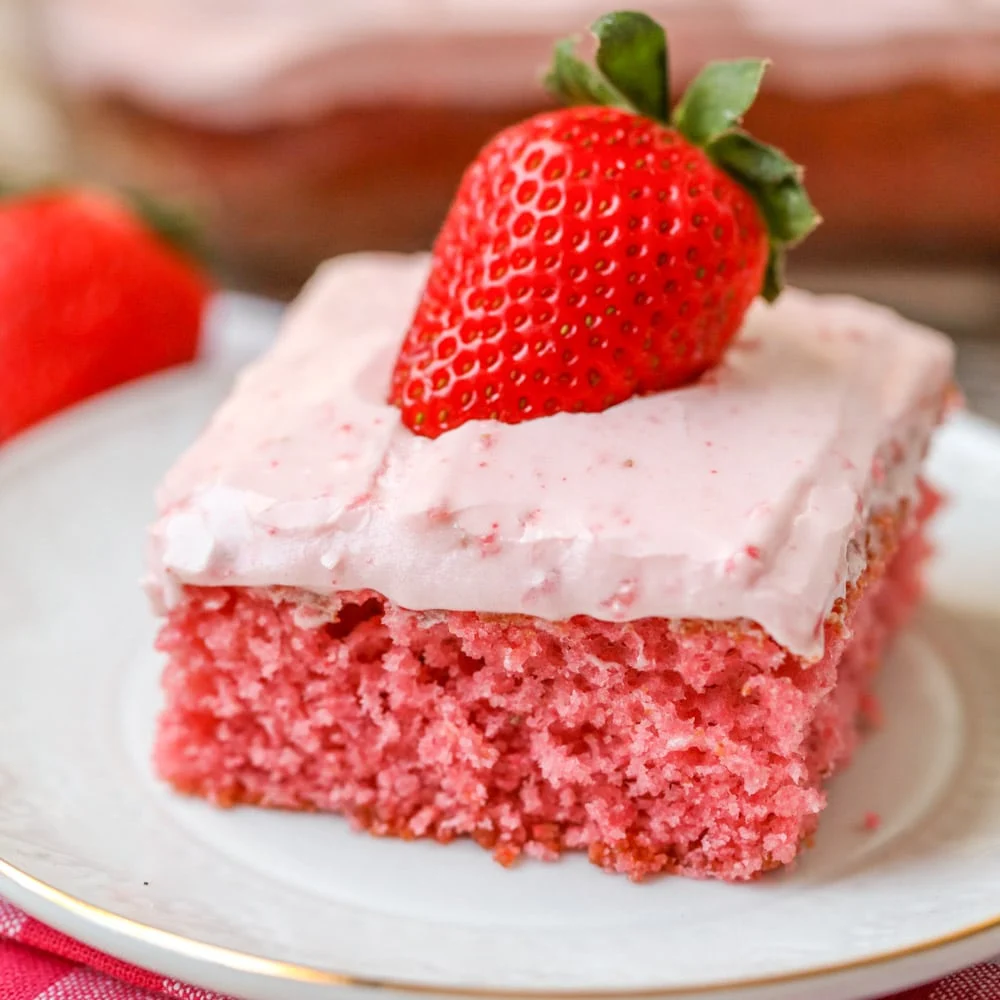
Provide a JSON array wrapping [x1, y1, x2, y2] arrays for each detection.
[[0, 188, 211, 445]]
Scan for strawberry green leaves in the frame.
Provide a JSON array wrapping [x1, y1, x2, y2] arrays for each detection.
[[707, 132, 819, 247], [126, 187, 207, 264], [672, 59, 767, 145], [705, 132, 820, 301], [670, 52, 817, 300], [706, 130, 799, 186], [544, 9, 819, 304], [546, 11, 668, 122], [593, 12, 669, 122], [545, 38, 638, 115]]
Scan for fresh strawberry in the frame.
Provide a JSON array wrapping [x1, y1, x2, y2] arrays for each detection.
[[0, 188, 211, 445], [391, 10, 818, 437]]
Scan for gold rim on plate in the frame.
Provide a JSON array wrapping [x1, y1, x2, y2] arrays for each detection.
[[2, 855, 999, 997]]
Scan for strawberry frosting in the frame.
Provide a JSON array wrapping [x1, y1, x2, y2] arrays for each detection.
[[41, 0, 1000, 128], [148, 253, 953, 658]]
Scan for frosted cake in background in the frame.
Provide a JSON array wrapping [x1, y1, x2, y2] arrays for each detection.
[[35, 0, 1000, 296]]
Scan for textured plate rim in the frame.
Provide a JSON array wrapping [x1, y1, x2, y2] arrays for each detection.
[[2, 857, 1000, 997], [1, 371, 999, 997]]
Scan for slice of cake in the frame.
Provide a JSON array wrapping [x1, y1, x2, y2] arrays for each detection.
[[148, 256, 953, 880], [146, 13, 955, 880]]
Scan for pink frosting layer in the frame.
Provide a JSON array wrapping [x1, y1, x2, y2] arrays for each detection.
[[41, 0, 1000, 127], [149, 253, 954, 657]]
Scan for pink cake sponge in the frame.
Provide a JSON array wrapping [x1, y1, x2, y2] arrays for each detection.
[[155, 488, 937, 881]]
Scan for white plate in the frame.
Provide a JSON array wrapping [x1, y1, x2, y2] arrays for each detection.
[[0, 296, 999, 1000]]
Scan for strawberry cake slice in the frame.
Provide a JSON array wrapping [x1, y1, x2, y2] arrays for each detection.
[[146, 12, 955, 881]]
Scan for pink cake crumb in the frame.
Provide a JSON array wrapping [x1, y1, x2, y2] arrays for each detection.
[[154, 488, 937, 882]]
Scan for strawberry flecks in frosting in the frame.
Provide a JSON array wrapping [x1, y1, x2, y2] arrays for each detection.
[[601, 578, 639, 617], [479, 524, 503, 556], [426, 504, 453, 525], [523, 568, 561, 604], [149, 253, 954, 658]]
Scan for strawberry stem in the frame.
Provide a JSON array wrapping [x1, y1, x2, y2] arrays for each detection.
[[125, 187, 207, 264]]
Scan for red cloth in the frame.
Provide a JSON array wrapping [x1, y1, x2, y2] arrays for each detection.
[[0, 898, 228, 999], [0, 896, 996, 1000]]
